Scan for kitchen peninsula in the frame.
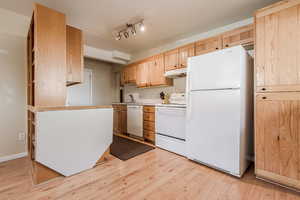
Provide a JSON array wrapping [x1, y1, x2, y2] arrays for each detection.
[[27, 4, 112, 184]]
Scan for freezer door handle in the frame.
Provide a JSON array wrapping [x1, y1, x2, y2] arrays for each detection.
[[190, 88, 240, 92]]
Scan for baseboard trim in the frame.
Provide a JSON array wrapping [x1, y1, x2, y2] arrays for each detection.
[[0, 152, 28, 163]]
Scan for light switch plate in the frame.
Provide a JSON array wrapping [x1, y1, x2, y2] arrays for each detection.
[[18, 132, 26, 141]]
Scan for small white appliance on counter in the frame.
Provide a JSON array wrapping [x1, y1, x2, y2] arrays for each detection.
[[186, 45, 253, 177], [127, 105, 143, 137], [155, 93, 186, 156]]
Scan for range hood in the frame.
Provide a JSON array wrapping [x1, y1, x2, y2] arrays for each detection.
[[164, 68, 187, 78]]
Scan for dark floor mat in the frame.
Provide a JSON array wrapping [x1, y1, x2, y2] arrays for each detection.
[[110, 135, 155, 161]]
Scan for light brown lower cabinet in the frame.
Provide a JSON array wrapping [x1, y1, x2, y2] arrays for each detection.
[[121, 107, 127, 134], [255, 92, 300, 190], [113, 105, 127, 135], [143, 106, 155, 143]]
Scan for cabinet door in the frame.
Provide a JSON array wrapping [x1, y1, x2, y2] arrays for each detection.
[[66, 25, 83, 85], [195, 36, 222, 56], [121, 108, 127, 134], [222, 24, 254, 48], [34, 4, 67, 107], [255, 5, 300, 92], [128, 65, 137, 83], [113, 108, 120, 134], [255, 93, 300, 185], [164, 49, 179, 72], [178, 43, 195, 68], [117, 111, 122, 134], [143, 130, 155, 143], [149, 54, 172, 86], [136, 60, 149, 87]]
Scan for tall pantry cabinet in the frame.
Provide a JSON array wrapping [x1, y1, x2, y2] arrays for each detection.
[[27, 3, 84, 184], [254, 0, 300, 190]]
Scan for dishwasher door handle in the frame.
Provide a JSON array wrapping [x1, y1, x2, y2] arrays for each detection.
[[127, 106, 141, 109]]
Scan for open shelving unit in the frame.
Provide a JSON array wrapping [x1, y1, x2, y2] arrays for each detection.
[[27, 15, 36, 160]]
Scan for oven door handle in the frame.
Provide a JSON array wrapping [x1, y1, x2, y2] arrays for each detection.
[[156, 109, 186, 116], [156, 108, 186, 112]]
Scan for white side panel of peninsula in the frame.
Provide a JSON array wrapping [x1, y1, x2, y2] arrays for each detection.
[[35, 108, 113, 176]]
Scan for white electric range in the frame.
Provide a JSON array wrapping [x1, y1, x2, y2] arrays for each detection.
[[155, 93, 186, 156]]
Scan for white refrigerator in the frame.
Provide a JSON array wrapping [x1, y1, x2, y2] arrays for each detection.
[[186, 45, 253, 177]]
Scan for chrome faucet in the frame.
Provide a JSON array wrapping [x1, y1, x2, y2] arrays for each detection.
[[129, 94, 135, 103]]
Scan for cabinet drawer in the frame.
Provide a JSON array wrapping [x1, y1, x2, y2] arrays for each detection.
[[121, 105, 127, 111], [113, 105, 122, 110], [143, 121, 155, 131], [143, 106, 155, 113], [143, 112, 155, 122], [144, 130, 155, 142]]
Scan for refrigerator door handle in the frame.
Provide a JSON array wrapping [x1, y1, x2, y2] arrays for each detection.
[[190, 88, 240, 92]]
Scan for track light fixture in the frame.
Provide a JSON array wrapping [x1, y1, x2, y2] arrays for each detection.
[[113, 20, 145, 41]]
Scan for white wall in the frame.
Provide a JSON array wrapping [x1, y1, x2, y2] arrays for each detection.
[[84, 58, 121, 105], [0, 33, 26, 157]]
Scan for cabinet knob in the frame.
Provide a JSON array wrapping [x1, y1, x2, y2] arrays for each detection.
[[261, 88, 266, 91], [225, 44, 229, 47], [277, 136, 280, 141], [262, 97, 267, 100], [216, 47, 219, 50]]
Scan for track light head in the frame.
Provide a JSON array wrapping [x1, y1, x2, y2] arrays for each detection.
[[115, 32, 122, 40], [139, 22, 145, 32], [131, 25, 137, 36], [123, 31, 129, 38]]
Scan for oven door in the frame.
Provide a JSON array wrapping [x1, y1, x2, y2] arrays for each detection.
[[155, 107, 186, 140]]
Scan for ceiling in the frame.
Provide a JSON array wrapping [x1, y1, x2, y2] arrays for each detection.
[[0, 0, 279, 54]]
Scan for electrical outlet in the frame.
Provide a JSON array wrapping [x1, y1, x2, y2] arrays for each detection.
[[18, 132, 26, 141]]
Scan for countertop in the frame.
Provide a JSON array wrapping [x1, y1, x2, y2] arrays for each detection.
[[28, 105, 112, 112], [112, 102, 186, 108]]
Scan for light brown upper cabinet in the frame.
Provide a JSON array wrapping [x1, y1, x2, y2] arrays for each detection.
[[164, 49, 179, 71], [136, 59, 150, 87], [178, 43, 195, 68], [136, 55, 172, 88], [128, 64, 137, 83], [255, 92, 300, 189], [195, 36, 222, 56], [222, 24, 254, 48], [150, 54, 173, 86], [66, 25, 83, 86], [255, 1, 300, 93], [30, 4, 67, 107], [121, 64, 137, 85]]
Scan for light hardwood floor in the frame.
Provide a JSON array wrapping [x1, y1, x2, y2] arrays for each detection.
[[1, 148, 299, 200]]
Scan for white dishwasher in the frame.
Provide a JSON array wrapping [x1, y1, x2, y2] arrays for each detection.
[[127, 105, 143, 137], [155, 106, 186, 156]]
